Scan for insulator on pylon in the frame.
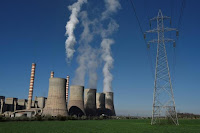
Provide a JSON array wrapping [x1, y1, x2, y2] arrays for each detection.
[[150, 21, 151, 28], [144, 33, 146, 39], [176, 31, 179, 37], [170, 19, 172, 26], [173, 42, 176, 47], [147, 43, 150, 48]]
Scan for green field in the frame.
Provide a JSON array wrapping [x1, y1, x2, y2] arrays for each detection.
[[0, 119, 200, 133]]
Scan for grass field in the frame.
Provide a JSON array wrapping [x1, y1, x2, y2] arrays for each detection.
[[0, 119, 200, 133]]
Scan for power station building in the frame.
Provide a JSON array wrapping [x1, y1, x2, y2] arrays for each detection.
[[0, 63, 116, 117]]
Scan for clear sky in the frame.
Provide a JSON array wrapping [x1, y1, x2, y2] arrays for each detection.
[[0, 0, 199, 116]]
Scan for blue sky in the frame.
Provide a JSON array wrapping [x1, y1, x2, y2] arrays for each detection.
[[0, 0, 200, 116]]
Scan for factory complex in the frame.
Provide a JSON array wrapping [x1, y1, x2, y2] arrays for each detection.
[[0, 63, 115, 118]]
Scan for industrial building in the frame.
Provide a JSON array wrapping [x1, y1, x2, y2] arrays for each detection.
[[0, 63, 116, 117]]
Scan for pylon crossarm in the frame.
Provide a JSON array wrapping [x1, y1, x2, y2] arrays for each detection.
[[145, 28, 176, 34], [164, 28, 177, 32], [150, 16, 170, 22], [148, 39, 175, 44]]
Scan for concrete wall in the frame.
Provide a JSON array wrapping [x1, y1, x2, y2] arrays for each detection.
[[0, 96, 5, 114], [17, 99, 27, 110], [84, 89, 96, 116], [43, 78, 68, 116], [5, 98, 18, 112], [96, 93, 105, 115], [35, 97, 47, 108], [105, 92, 116, 116], [68, 85, 85, 116], [31, 100, 38, 108]]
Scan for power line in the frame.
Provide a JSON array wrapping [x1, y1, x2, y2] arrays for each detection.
[[128, 0, 155, 78], [177, 0, 186, 30], [172, 0, 186, 84]]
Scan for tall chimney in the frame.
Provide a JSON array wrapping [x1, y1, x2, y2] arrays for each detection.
[[66, 76, 69, 103], [50, 71, 54, 78], [27, 63, 36, 110]]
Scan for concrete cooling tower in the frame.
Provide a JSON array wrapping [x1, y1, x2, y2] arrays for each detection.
[[96, 93, 105, 116], [105, 92, 116, 116], [68, 85, 85, 116], [84, 89, 96, 116], [43, 78, 68, 116]]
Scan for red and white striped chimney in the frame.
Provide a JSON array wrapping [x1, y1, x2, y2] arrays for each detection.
[[27, 63, 36, 109], [50, 71, 54, 78], [66, 76, 69, 103]]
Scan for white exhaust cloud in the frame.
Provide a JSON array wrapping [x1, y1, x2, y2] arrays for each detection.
[[101, 39, 114, 92], [101, 0, 121, 92], [72, 11, 99, 89], [71, 0, 121, 92], [102, 0, 121, 20], [65, 0, 87, 62]]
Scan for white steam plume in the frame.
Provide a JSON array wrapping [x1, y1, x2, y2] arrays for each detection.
[[72, 11, 99, 89], [101, 0, 121, 92], [101, 39, 114, 92], [102, 0, 121, 20], [65, 0, 87, 62]]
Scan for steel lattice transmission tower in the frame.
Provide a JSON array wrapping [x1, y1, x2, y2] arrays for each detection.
[[144, 10, 179, 125]]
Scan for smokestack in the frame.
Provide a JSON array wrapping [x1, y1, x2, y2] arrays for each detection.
[[27, 63, 36, 110], [50, 71, 54, 78], [68, 85, 85, 116], [105, 92, 115, 116], [84, 88, 96, 116], [66, 76, 69, 103], [96, 93, 105, 116], [43, 78, 68, 116]]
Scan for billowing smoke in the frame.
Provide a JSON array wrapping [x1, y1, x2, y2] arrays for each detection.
[[65, 0, 87, 62], [72, 11, 99, 89], [101, 39, 114, 92], [101, 0, 121, 92]]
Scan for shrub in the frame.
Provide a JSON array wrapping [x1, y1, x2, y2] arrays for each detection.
[[44, 115, 54, 121], [0, 115, 5, 122], [57, 115, 67, 121], [80, 115, 87, 120], [35, 115, 42, 121]]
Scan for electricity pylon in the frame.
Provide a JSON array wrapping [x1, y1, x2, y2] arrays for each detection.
[[144, 10, 179, 125]]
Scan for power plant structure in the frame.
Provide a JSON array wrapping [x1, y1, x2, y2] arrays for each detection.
[[96, 93, 105, 116], [0, 63, 116, 118], [27, 63, 36, 110], [66, 76, 69, 104], [105, 92, 116, 116], [43, 78, 68, 116], [84, 89, 96, 116], [68, 85, 85, 116]]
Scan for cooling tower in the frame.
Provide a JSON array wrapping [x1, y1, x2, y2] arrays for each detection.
[[68, 85, 85, 116], [27, 63, 36, 109], [84, 89, 96, 116], [105, 92, 116, 116], [43, 78, 68, 116], [96, 93, 105, 115]]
